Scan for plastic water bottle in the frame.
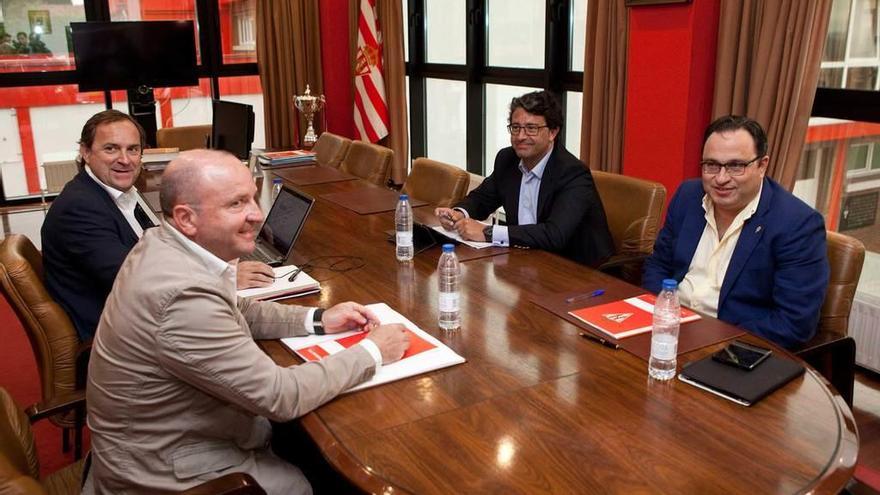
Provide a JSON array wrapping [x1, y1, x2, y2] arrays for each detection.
[[438, 244, 461, 331], [395, 194, 413, 261], [649, 279, 681, 380], [271, 178, 283, 200]]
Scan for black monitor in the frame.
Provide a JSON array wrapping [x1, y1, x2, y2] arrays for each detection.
[[211, 99, 255, 160], [71, 21, 198, 92]]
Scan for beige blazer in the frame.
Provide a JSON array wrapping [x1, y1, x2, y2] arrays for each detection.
[[84, 226, 375, 494]]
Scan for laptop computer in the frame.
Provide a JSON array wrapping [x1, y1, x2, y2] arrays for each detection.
[[242, 185, 315, 266]]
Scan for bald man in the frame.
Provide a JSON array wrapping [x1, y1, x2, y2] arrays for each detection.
[[83, 150, 410, 494]]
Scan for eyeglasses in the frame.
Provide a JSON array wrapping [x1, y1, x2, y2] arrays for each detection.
[[700, 156, 762, 176], [507, 124, 548, 136]]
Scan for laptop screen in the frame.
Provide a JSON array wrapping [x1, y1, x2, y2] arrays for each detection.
[[258, 185, 314, 259]]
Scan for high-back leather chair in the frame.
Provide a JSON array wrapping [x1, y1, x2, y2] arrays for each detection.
[[340, 141, 393, 187], [156, 124, 212, 151], [796, 230, 865, 407], [313, 132, 351, 169], [0, 234, 84, 458], [401, 158, 470, 207], [0, 387, 266, 495], [592, 170, 666, 283]]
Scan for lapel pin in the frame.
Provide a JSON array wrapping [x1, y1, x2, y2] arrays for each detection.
[[755, 226, 763, 234]]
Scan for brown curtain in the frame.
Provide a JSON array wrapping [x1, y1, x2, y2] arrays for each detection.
[[256, 0, 323, 149], [377, 0, 409, 185], [712, 0, 832, 189], [580, 0, 629, 173]]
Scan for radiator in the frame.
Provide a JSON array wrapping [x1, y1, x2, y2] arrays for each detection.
[[850, 291, 880, 374]]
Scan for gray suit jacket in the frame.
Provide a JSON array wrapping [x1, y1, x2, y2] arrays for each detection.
[[84, 225, 376, 494]]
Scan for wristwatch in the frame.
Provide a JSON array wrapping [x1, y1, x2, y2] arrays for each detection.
[[483, 224, 493, 243], [312, 308, 325, 335]]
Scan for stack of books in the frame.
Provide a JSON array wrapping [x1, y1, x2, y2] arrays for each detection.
[[257, 150, 317, 168]]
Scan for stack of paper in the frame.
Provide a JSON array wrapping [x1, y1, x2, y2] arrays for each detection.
[[257, 150, 317, 168], [236, 265, 320, 301], [281, 303, 465, 392]]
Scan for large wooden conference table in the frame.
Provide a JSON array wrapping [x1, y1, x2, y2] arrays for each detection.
[[247, 167, 858, 494]]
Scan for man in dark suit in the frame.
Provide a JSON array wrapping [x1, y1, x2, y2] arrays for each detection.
[[643, 115, 829, 349], [434, 91, 613, 267], [42, 110, 274, 341]]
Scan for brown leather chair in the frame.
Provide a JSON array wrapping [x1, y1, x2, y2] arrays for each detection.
[[340, 141, 393, 187], [795, 230, 866, 407], [156, 124, 212, 151], [592, 170, 666, 284], [401, 158, 470, 207], [0, 234, 86, 459], [313, 132, 351, 169], [0, 387, 267, 495]]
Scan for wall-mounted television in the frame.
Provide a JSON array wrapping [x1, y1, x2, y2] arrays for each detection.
[[71, 21, 198, 92], [212, 99, 255, 160]]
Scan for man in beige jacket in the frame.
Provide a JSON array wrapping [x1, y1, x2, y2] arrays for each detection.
[[83, 150, 410, 494]]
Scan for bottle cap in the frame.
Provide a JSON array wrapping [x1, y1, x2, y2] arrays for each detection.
[[272, 178, 282, 184], [661, 279, 678, 290], [442, 244, 454, 253], [399, 194, 408, 201]]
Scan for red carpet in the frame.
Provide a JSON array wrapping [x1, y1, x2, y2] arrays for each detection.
[[0, 296, 88, 477]]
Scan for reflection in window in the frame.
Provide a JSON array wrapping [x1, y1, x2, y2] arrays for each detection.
[[487, 0, 545, 69], [0, 2, 85, 73]]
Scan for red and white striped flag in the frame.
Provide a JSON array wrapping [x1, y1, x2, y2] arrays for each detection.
[[353, 0, 390, 143]]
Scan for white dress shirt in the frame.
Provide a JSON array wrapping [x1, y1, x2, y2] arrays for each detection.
[[85, 165, 146, 238]]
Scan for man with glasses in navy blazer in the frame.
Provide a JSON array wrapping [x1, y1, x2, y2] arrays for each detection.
[[434, 90, 613, 267], [643, 115, 829, 349]]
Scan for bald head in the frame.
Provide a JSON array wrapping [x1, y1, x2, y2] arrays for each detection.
[[160, 149, 263, 261], [160, 149, 243, 217]]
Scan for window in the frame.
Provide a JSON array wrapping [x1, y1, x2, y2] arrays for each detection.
[[0, 0, 260, 202], [406, 0, 586, 175], [798, 0, 880, 316]]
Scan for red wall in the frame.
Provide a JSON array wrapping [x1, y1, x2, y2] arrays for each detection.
[[622, 0, 720, 198], [319, 0, 355, 139]]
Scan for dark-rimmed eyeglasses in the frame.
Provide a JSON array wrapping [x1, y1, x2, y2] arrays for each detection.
[[700, 156, 762, 176], [507, 124, 548, 136]]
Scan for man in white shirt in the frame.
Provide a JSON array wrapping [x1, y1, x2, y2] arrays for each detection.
[[42, 110, 274, 340], [84, 149, 410, 494], [643, 115, 829, 348]]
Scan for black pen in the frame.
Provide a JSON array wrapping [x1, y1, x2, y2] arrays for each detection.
[[288, 267, 302, 281], [578, 332, 620, 350]]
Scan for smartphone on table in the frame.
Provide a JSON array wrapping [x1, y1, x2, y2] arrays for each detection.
[[711, 340, 772, 370]]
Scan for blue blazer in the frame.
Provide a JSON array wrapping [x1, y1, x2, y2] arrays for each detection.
[[41, 170, 139, 341], [456, 145, 614, 267], [643, 178, 828, 349]]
